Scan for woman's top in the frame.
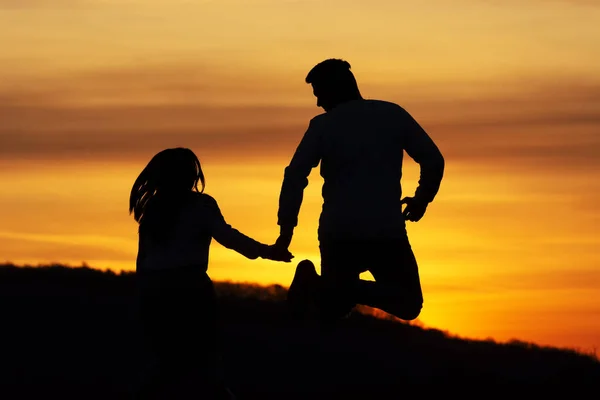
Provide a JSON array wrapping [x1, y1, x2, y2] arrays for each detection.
[[136, 192, 268, 272]]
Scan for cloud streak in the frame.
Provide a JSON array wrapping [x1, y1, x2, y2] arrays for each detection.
[[2, 65, 599, 175]]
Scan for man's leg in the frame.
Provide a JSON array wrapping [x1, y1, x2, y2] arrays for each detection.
[[287, 241, 362, 322], [287, 236, 422, 322], [318, 240, 363, 322], [287, 260, 322, 320], [356, 236, 423, 321]]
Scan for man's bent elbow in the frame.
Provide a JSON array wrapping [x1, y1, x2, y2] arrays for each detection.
[[420, 150, 445, 171], [433, 151, 445, 173], [427, 152, 445, 182]]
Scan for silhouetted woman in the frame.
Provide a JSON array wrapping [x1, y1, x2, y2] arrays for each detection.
[[129, 148, 292, 399]]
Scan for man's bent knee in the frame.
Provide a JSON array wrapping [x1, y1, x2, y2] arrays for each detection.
[[391, 301, 422, 321], [401, 303, 422, 321]]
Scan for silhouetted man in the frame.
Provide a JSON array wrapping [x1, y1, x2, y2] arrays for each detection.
[[275, 59, 445, 323]]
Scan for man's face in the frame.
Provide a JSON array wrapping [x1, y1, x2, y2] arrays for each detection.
[[312, 84, 333, 112]]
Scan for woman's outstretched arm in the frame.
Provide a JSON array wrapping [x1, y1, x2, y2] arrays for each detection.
[[207, 196, 269, 260]]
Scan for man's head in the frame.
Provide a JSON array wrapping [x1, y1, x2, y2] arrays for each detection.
[[305, 59, 362, 112]]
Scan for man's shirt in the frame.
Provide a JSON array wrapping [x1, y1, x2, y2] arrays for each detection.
[[278, 99, 445, 240]]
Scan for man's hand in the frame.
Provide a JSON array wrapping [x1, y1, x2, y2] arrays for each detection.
[[401, 197, 428, 222], [262, 245, 294, 263]]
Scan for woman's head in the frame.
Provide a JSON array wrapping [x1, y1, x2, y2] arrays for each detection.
[[129, 147, 205, 224]]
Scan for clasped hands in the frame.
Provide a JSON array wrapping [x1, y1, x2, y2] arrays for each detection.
[[261, 226, 295, 263]]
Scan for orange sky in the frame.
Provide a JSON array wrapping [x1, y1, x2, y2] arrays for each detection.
[[1, 0, 599, 352]]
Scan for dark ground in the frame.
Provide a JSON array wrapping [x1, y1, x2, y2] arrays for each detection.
[[1, 264, 598, 399]]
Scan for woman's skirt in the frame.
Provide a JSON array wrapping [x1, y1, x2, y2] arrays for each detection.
[[136, 264, 223, 390]]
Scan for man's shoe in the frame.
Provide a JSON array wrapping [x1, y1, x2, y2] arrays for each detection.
[[287, 260, 320, 320]]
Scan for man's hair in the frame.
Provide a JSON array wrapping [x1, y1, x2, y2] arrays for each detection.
[[305, 59, 359, 96]]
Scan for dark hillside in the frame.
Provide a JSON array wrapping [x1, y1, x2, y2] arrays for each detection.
[[0, 264, 598, 399]]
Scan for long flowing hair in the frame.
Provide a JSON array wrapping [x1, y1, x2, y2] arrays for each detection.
[[129, 148, 205, 242]]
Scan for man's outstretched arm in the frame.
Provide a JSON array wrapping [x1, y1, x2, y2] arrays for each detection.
[[400, 107, 445, 217], [276, 119, 322, 247]]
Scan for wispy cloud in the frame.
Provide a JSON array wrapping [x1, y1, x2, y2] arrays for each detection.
[[1, 65, 599, 174]]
